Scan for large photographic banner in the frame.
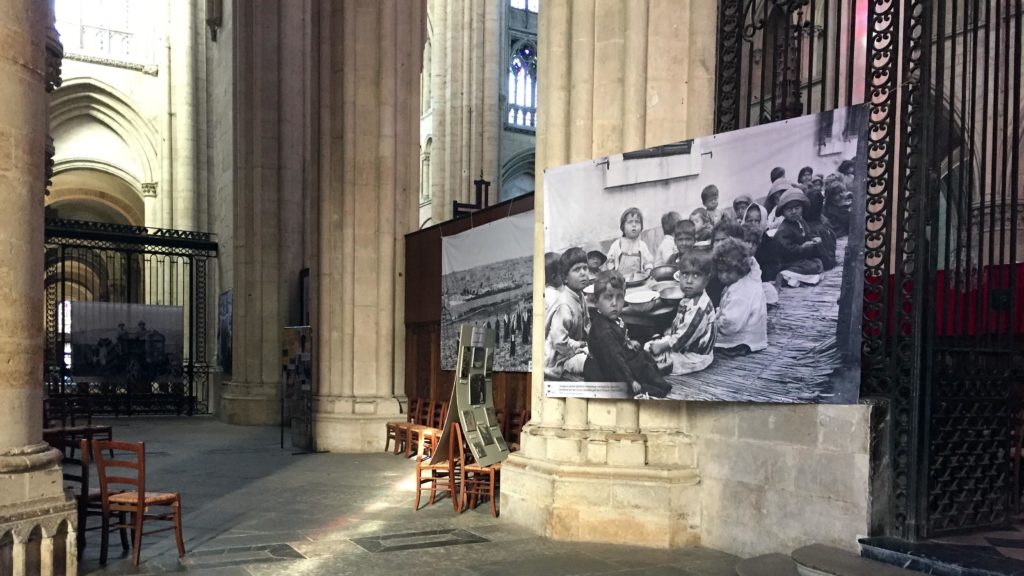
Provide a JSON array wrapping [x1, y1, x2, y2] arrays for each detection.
[[441, 210, 533, 372], [70, 302, 185, 385], [544, 105, 867, 403]]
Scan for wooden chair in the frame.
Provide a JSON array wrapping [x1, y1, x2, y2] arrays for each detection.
[[62, 438, 129, 559], [452, 422, 501, 517], [405, 399, 436, 457], [413, 422, 461, 512], [417, 401, 449, 459], [507, 405, 532, 450], [385, 398, 421, 454], [92, 440, 185, 566]]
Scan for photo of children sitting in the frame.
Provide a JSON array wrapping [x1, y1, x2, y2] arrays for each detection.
[[543, 105, 866, 403], [584, 270, 672, 398]]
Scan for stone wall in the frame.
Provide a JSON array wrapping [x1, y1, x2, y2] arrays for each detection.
[[689, 403, 872, 556]]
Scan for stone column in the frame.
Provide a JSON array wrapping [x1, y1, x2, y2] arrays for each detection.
[[220, 0, 286, 425], [170, 0, 197, 231], [501, 0, 717, 548], [429, 0, 500, 224], [312, 0, 425, 452], [0, 2, 77, 572]]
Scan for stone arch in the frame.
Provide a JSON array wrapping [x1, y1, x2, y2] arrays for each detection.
[[500, 148, 535, 201], [49, 77, 160, 185], [47, 166, 146, 226]]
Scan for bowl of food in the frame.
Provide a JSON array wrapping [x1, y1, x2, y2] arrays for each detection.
[[650, 280, 679, 293], [651, 265, 677, 282], [658, 285, 685, 305], [624, 289, 659, 312], [624, 270, 651, 287]]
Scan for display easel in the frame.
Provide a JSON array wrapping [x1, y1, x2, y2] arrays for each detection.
[[430, 324, 510, 467]]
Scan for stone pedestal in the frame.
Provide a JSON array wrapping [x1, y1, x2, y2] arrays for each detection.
[[220, 381, 280, 426], [313, 397, 403, 453], [503, 424, 701, 547]]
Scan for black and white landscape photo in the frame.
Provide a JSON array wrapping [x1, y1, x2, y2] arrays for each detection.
[[441, 210, 533, 372]]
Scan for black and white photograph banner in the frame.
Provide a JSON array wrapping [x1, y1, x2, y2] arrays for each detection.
[[441, 211, 534, 372], [70, 302, 185, 386], [543, 105, 867, 403]]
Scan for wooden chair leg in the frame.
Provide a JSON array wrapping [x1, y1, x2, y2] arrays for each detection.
[[490, 475, 498, 517], [131, 510, 144, 566], [414, 481, 423, 511], [99, 510, 109, 565], [118, 512, 129, 553], [174, 500, 185, 558], [76, 500, 87, 559]]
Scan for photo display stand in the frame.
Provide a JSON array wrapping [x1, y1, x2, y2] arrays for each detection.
[[430, 324, 510, 468]]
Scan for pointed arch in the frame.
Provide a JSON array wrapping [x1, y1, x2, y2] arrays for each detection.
[[49, 77, 160, 184]]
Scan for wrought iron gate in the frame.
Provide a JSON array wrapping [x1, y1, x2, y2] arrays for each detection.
[[716, 0, 1023, 539], [44, 219, 218, 416]]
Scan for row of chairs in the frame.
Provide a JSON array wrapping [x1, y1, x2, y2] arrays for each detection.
[[47, 431, 185, 567], [384, 398, 530, 457], [385, 398, 450, 458]]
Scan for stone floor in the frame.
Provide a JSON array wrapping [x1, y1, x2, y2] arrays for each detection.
[[77, 416, 740, 575]]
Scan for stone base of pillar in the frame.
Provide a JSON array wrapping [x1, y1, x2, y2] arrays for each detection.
[[0, 445, 78, 575], [501, 426, 701, 548], [313, 396, 404, 453], [220, 380, 281, 426]]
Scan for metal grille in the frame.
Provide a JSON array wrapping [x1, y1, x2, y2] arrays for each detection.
[[44, 219, 218, 415], [716, 0, 1023, 539], [927, 351, 1014, 534]]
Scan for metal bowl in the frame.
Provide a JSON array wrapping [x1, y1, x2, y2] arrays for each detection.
[[650, 280, 679, 293], [658, 285, 685, 305], [624, 270, 652, 287], [624, 290, 659, 312], [651, 265, 677, 282]]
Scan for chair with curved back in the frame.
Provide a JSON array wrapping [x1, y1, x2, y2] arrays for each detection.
[[92, 440, 185, 566]]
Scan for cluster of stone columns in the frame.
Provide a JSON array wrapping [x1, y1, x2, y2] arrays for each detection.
[[502, 0, 719, 547], [0, 2, 78, 574], [428, 0, 501, 224], [312, 0, 426, 452]]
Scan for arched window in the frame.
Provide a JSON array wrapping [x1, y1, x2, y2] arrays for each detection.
[[507, 42, 537, 129], [420, 139, 433, 201], [510, 0, 539, 13]]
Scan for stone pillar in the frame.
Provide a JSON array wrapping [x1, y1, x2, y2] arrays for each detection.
[[0, 2, 77, 572], [429, 0, 500, 224], [501, 0, 718, 548], [220, 0, 286, 425], [313, 0, 425, 452], [171, 0, 197, 231]]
